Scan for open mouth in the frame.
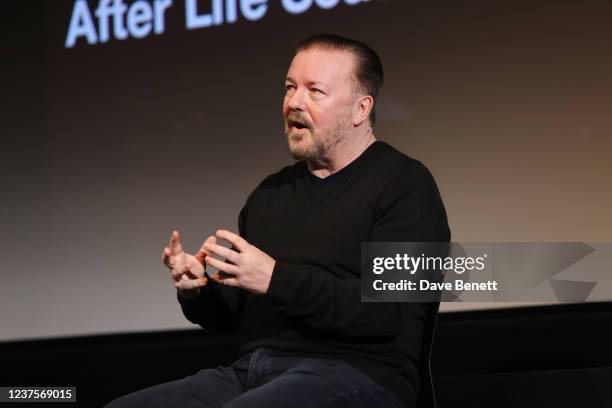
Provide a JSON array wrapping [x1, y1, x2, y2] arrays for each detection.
[[288, 119, 309, 131]]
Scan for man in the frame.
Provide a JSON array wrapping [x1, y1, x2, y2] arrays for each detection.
[[106, 34, 450, 408]]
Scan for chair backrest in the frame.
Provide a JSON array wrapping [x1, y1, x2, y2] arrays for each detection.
[[416, 301, 441, 408]]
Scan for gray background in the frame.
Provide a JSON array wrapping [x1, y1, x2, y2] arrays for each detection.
[[1, 0, 611, 341]]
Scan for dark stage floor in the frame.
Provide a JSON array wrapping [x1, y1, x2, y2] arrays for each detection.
[[1, 302, 611, 407]]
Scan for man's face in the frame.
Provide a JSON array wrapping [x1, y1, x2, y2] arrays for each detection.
[[283, 47, 360, 161]]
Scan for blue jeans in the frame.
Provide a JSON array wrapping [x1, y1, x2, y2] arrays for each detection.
[[104, 347, 406, 408]]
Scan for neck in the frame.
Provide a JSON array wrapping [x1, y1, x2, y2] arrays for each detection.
[[307, 128, 376, 178]]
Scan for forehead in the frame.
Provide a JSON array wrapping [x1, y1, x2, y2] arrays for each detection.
[[286, 47, 357, 87]]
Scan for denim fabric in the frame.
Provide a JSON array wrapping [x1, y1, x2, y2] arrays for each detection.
[[104, 347, 406, 408]]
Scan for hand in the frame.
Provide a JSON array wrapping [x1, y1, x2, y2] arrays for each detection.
[[203, 229, 276, 295], [162, 230, 210, 298]]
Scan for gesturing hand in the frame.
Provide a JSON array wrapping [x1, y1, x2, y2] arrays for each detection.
[[203, 229, 276, 295], [162, 230, 211, 298]]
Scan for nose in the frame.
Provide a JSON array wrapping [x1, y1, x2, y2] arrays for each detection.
[[285, 87, 306, 112]]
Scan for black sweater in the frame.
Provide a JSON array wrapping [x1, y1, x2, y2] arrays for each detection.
[[178, 141, 450, 405]]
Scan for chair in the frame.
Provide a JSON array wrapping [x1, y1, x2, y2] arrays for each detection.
[[416, 301, 441, 408]]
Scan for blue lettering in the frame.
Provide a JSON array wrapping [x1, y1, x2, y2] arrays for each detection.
[[241, 0, 267, 21], [281, 0, 312, 15], [65, 0, 98, 48], [127, 0, 153, 38]]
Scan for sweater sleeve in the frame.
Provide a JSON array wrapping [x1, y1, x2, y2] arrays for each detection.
[[177, 196, 253, 333], [177, 279, 244, 333], [264, 161, 450, 337]]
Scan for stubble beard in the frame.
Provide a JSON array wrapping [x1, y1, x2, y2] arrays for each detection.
[[284, 113, 351, 162], [285, 127, 324, 161]]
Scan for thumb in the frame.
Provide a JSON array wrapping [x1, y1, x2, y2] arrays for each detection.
[[195, 235, 216, 264]]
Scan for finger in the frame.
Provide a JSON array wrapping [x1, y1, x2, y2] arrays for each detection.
[[171, 264, 189, 281], [195, 236, 216, 265], [205, 255, 240, 275], [216, 229, 248, 253], [212, 273, 240, 288], [162, 247, 173, 268], [174, 272, 208, 283], [185, 260, 205, 279], [203, 242, 240, 264], [167, 230, 177, 248], [169, 230, 183, 255], [175, 276, 208, 290]]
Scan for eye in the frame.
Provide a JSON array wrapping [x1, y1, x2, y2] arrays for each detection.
[[310, 88, 323, 95], [285, 83, 296, 92]]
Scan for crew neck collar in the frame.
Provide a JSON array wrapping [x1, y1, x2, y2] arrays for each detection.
[[301, 140, 383, 197], [308, 140, 381, 179]]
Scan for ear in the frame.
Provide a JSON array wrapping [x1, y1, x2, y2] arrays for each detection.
[[352, 95, 374, 127]]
